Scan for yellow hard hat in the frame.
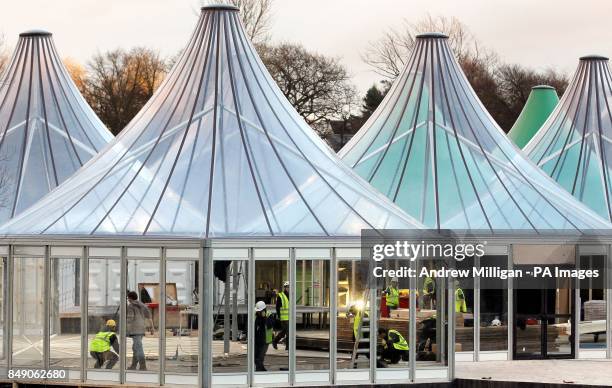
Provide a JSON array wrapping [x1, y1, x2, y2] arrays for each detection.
[[106, 319, 116, 327]]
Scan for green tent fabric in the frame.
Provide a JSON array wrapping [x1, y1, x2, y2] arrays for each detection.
[[508, 85, 559, 148]]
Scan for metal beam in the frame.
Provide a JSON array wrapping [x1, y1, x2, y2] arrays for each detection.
[[119, 246, 127, 384], [289, 248, 296, 385], [329, 248, 337, 385], [409, 259, 417, 382], [6, 246, 13, 369], [159, 248, 166, 385], [81, 246, 88, 382], [507, 245, 514, 360], [201, 246, 213, 388], [43, 246, 50, 370], [247, 248, 255, 386], [474, 256, 481, 362]]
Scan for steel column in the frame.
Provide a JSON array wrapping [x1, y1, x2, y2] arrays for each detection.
[[159, 248, 166, 385], [247, 248, 255, 387], [507, 245, 513, 360], [289, 248, 296, 385], [369, 286, 376, 383], [474, 256, 481, 362], [201, 246, 213, 388], [6, 246, 13, 370], [329, 248, 337, 385], [43, 246, 50, 369], [81, 246, 88, 382], [574, 249, 580, 359], [448, 278, 455, 380], [119, 246, 127, 384]]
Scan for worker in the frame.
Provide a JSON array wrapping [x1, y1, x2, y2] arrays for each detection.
[[272, 281, 290, 350], [377, 327, 409, 365], [89, 319, 119, 369], [127, 290, 152, 370], [383, 277, 400, 316], [254, 301, 275, 371], [422, 275, 436, 309], [348, 304, 369, 359], [455, 280, 467, 313]]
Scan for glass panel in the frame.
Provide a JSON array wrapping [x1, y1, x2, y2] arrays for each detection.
[[579, 254, 607, 350], [164, 260, 199, 375], [416, 258, 449, 375], [480, 255, 509, 352], [336, 260, 370, 373], [12, 257, 45, 367], [50, 257, 81, 369], [376, 259, 409, 377], [0, 257, 6, 365], [87, 257, 120, 379], [126, 259, 159, 372], [253, 259, 288, 380], [213, 259, 248, 374], [296, 259, 330, 372]]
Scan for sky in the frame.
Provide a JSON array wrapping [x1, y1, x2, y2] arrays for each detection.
[[1, 0, 612, 95]]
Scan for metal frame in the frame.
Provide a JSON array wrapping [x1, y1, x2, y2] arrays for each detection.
[[43, 246, 50, 370], [329, 248, 337, 385], [119, 247, 127, 384], [474, 256, 481, 362], [159, 248, 167, 385], [81, 246, 88, 381], [507, 244, 514, 360]]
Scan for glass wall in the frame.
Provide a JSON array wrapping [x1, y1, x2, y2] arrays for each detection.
[[125, 253, 160, 383], [253, 250, 288, 386], [12, 248, 45, 367], [416, 257, 449, 381], [165, 255, 199, 380], [480, 255, 509, 354], [212, 252, 248, 381], [50, 252, 82, 372], [295, 251, 330, 384], [87, 249, 121, 382], [336, 256, 370, 382], [579, 247, 607, 356]]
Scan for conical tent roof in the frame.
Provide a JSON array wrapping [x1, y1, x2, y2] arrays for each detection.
[[525, 55, 612, 221], [339, 33, 610, 231], [508, 85, 559, 149], [0, 30, 112, 223], [0, 5, 423, 237]]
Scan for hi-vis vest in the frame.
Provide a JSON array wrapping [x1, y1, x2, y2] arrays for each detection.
[[278, 291, 289, 321], [423, 277, 435, 295], [386, 287, 399, 308], [353, 310, 368, 338], [90, 331, 114, 352], [388, 329, 409, 350], [266, 312, 273, 344], [455, 288, 467, 313]]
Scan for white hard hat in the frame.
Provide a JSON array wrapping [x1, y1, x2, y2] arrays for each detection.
[[283, 281, 290, 287], [255, 301, 266, 312]]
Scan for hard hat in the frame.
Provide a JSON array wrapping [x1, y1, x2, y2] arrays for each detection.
[[106, 319, 116, 327], [283, 281, 290, 287], [255, 301, 266, 312]]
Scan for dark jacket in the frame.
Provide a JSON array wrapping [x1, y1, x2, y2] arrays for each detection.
[[127, 299, 151, 336], [255, 312, 274, 347]]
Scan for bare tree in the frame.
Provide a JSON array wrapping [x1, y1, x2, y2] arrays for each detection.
[[363, 15, 495, 79], [258, 42, 358, 134], [0, 34, 10, 78], [200, 0, 274, 44], [79, 47, 169, 134]]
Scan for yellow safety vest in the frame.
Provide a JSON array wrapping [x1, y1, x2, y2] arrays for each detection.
[[423, 277, 435, 295], [385, 287, 399, 308], [455, 288, 467, 313], [278, 291, 289, 321], [353, 310, 368, 338], [90, 331, 114, 353], [388, 329, 409, 350]]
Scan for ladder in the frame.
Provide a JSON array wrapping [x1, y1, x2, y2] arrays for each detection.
[[350, 289, 371, 368]]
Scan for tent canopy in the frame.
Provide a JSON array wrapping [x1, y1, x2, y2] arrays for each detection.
[[508, 85, 559, 149], [340, 33, 610, 232], [0, 30, 112, 224], [0, 6, 423, 237], [525, 55, 612, 222]]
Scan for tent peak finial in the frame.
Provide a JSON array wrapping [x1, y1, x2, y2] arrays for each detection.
[[416, 32, 449, 39], [201, 3, 240, 12], [579, 54, 609, 61], [532, 85, 556, 90], [19, 29, 52, 37]]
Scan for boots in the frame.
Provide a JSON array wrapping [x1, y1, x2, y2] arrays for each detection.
[[139, 359, 147, 371], [127, 359, 138, 370]]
